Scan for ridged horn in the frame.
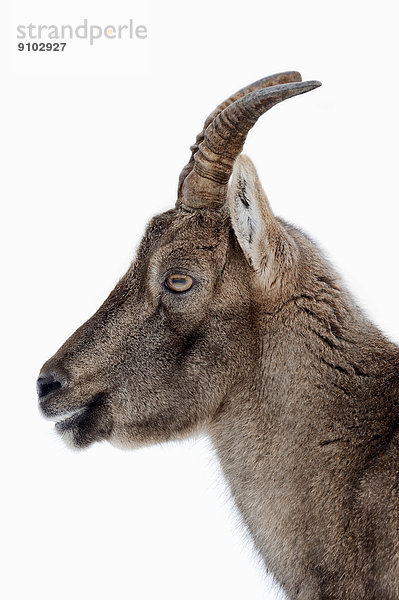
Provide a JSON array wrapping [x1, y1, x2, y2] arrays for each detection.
[[177, 71, 302, 201], [177, 79, 321, 210]]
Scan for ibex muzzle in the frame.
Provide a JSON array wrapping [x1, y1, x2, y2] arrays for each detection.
[[37, 72, 399, 599]]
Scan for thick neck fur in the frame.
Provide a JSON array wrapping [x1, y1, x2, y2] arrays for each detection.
[[208, 223, 399, 600]]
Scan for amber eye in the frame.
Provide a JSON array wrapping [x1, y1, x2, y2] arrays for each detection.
[[166, 274, 193, 293]]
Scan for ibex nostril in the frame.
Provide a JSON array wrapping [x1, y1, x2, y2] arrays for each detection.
[[37, 375, 63, 400]]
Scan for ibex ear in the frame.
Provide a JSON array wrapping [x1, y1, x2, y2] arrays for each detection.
[[227, 155, 297, 288]]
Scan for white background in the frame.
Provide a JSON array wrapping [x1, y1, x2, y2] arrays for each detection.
[[2, 1, 399, 599]]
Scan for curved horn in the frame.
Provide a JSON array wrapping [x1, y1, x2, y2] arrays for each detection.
[[178, 79, 321, 210], [177, 71, 302, 200]]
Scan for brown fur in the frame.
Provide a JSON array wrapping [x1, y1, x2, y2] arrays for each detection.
[[38, 85, 399, 599]]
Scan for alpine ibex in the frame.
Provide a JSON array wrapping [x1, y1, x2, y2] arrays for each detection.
[[37, 71, 399, 599]]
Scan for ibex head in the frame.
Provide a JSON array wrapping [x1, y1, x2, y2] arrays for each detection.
[[37, 72, 321, 450]]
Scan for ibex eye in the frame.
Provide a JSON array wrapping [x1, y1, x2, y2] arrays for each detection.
[[166, 274, 193, 293]]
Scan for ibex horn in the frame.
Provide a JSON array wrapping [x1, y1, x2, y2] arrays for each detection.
[[177, 71, 303, 200], [177, 78, 321, 210]]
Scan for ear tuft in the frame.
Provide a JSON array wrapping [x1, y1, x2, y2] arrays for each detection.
[[237, 178, 250, 208]]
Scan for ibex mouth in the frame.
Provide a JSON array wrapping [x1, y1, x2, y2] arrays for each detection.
[[51, 393, 107, 432], [53, 393, 112, 449], [38, 382, 112, 448], [53, 406, 88, 429]]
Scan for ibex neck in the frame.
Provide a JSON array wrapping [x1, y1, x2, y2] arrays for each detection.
[[208, 303, 399, 599]]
